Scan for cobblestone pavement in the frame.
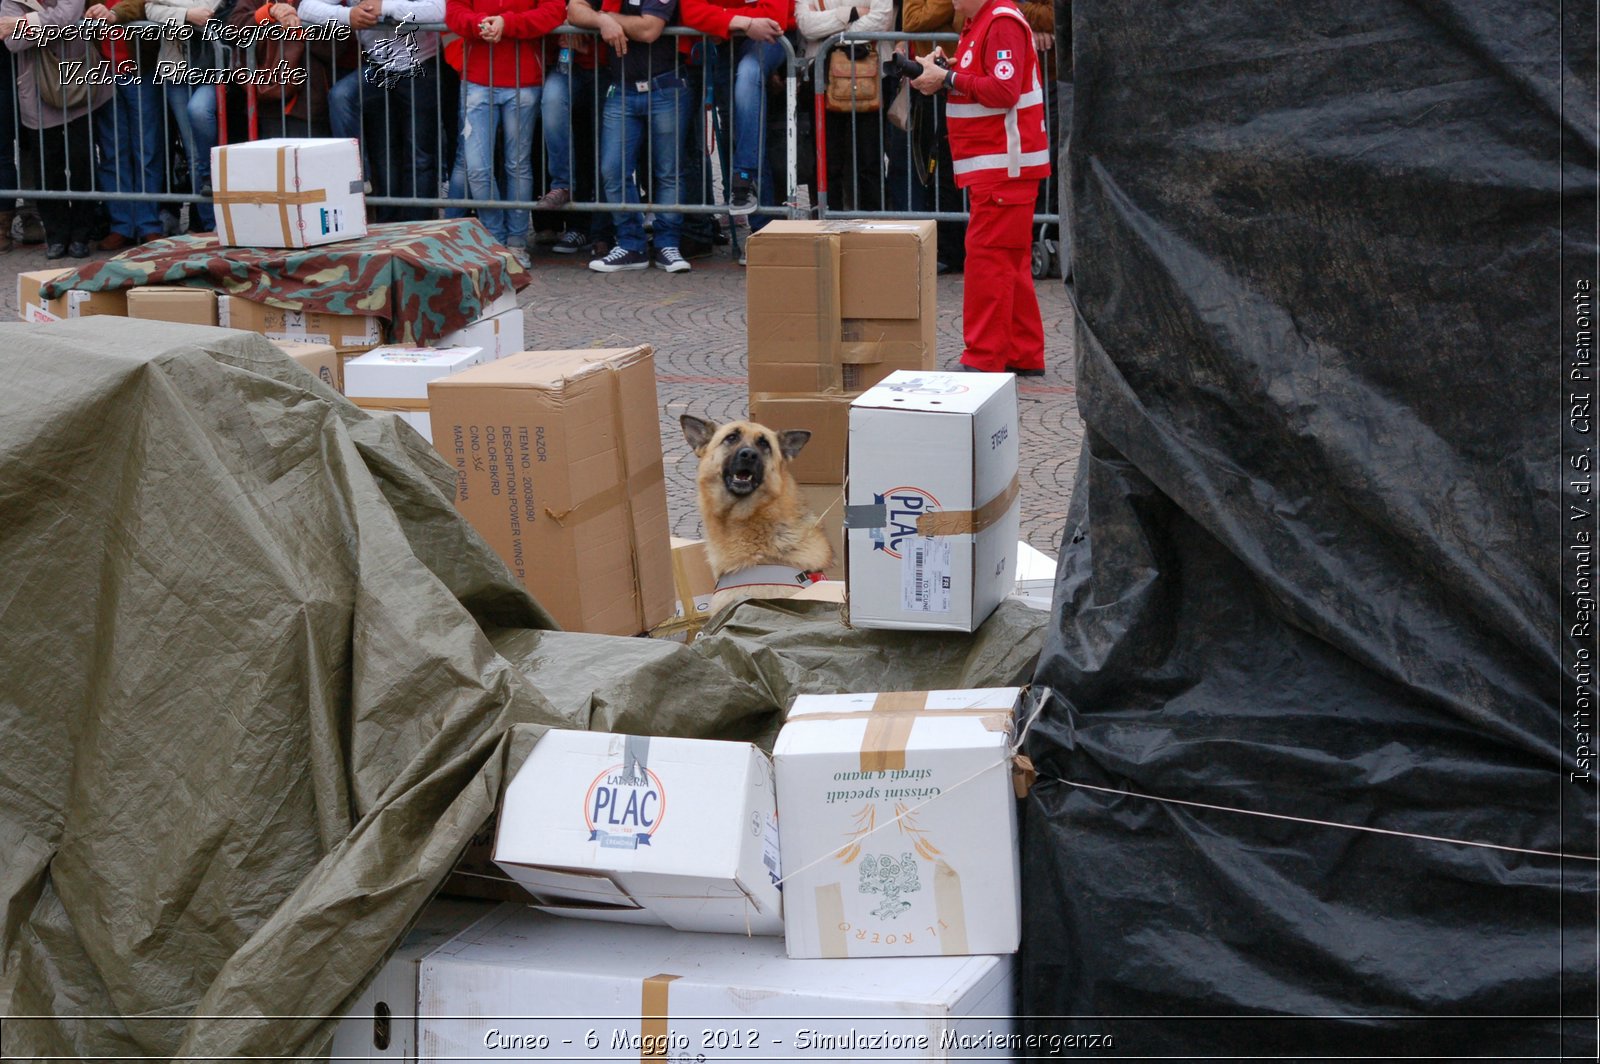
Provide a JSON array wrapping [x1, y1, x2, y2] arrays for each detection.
[[3, 237, 1082, 556]]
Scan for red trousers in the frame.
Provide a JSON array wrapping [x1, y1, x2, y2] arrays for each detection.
[[958, 178, 1045, 373]]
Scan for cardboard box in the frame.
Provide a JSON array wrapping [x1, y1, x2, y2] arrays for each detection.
[[798, 482, 845, 579], [218, 293, 383, 350], [790, 579, 845, 603], [328, 898, 495, 1062], [270, 339, 339, 390], [427, 347, 674, 636], [438, 307, 524, 361], [211, 137, 366, 248], [493, 730, 783, 935], [344, 346, 486, 443], [126, 285, 219, 326], [668, 537, 716, 624], [747, 392, 855, 485], [846, 371, 1021, 632], [419, 904, 1014, 1061], [773, 687, 1022, 960], [746, 220, 936, 396], [18, 268, 128, 321]]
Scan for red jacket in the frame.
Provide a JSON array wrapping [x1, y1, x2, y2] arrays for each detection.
[[445, 0, 566, 86], [677, 0, 791, 40], [945, 0, 1049, 188]]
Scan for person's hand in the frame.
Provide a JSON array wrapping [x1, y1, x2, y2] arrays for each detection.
[[270, 2, 301, 26], [1033, 30, 1050, 51], [348, 0, 381, 29], [83, 4, 112, 19], [0, 14, 21, 34], [596, 11, 625, 53], [186, 5, 213, 23], [478, 13, 503, 40], [910, 50, 944, 95], [741, 15, 782, 40]]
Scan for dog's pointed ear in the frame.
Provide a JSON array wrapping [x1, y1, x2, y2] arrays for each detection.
[[680, 414, 718, 454], [777, 430, 812, 461]]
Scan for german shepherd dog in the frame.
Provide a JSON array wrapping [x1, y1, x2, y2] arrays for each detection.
[[680, 415, 833, 612]]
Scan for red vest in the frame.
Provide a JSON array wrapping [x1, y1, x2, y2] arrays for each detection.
[[945, 0, 1049, 188]]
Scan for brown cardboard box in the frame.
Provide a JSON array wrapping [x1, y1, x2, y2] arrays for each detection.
[[790, 579, 845, 603], [218, 294, 383, 350], [746, 220, 937, 395], [669, 536, 716, 623], [18, 268, 129, 322], [428, 346, 674, 636], [748, 391, 855, 485], [127, 285, 219, 326], [798, 482, 845, 579], [270, 339, 340, 391]]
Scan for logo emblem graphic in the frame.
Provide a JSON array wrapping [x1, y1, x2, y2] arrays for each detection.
[[871, 486, 941, 558], [994, 59, 1015, 81], [881, 375, 970, 396], [959, 50, 973, 68], [858, 853, 921, 920], [583, 736, 665, 849]]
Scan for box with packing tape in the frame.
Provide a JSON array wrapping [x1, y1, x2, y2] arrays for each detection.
[[747, 391, 854, 485], [846, 371, 1021, 632], [773, 687, 1023, 960], [648, 537, 717, 639], [217, 293, 382, 350], [211, 138, 367, 248], [492, 731, 784, 935], [438, 306, 524, 361], [269, 339, 340, 390], [343, 346, 486, 443], [427, 346, 674, 637], [419, 904, 1014, 1060], [126, 285, 219, 326], [17, 268, 128, 322]]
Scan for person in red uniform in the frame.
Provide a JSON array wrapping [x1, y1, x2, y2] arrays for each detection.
[[909, 0, 1049, 374]]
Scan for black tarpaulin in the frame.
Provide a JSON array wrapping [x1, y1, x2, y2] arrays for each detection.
[[1022, 1, 1597, 1055]]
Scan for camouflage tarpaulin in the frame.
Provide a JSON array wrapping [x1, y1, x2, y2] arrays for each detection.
[[0, 317, 1046, 1059], [37, 219, 528, 344]]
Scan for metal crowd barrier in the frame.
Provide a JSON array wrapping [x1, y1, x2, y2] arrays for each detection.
[[0, 18, 1061, 263]]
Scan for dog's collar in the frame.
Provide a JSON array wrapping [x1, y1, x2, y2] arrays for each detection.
[[714, 565, 827, 593]]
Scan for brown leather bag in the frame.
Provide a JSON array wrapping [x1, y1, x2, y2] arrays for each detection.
[[825, 43, 881, 113]]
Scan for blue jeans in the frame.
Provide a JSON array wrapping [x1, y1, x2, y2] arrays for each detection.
[[329, 60, 441, 222], [459, 82, 539, 246], [167, 83, 215, 231], [710, 39, 784, 224], [600, 75, 690, 255], [96, 77, 164, 238]]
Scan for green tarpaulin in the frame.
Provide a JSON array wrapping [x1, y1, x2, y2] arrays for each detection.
[[0, 318, 1045, 1059]]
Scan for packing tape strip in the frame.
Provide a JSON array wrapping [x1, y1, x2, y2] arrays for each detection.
[[861, 690, 924, 773], [816, 883, 848, 958], [349, 396, 431, 412], [542, 459, 666, 528], [639, 972, 680, 1064], [915, 472, 1021, 537], [933, 860, 969, 955]]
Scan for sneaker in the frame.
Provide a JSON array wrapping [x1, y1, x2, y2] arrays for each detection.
[[728, 181, 758, 216], [551, 230, 590, 255], [588, 246, 649, 273], [654, 246, 691, 273], [512, 247, 532, 269], [68, 240, 90, 258], [737, 242, 747, 267], [45, 242, 67, 259], [534, 188, 571, 211]]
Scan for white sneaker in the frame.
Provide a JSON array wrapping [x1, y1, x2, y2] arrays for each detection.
[[589, 246, 650, 272], [512, 247, 532, 269], [654, 247, 691, 273]]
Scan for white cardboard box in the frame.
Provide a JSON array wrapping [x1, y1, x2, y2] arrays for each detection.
[[773, 687, 1022, 960], [846, 372, 1021, 632], [438, 307, 525, 360], [419, 904, 1015, 1062], [1010, 540, 1056, 611], [493, 731, 784, 935], [211, 137, 366, 248], [328, 898, 495, 1061], [343, 346, 485, 443]]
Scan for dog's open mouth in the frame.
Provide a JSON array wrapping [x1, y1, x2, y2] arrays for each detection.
[[724, 454, 764, 496]]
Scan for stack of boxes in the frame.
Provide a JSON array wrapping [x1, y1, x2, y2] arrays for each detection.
[[333, 686, 1024, 1058], [745, 220, 938, 577]]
